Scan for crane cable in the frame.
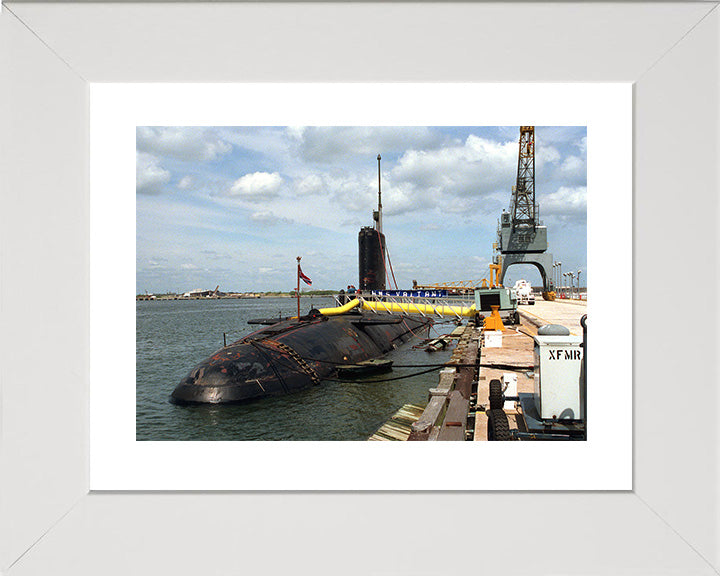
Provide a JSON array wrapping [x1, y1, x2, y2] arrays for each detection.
[[373, 227, 415, 339], [375, 227, 398, 290], [384, 243, 399, 290]]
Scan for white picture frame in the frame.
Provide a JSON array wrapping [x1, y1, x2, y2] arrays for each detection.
[[2, 2, 718, 574], [91, 83, 629, 491]]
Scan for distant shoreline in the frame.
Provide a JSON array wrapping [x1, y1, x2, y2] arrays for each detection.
[[136, 292, 337, 301]]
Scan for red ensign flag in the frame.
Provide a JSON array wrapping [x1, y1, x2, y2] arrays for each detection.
[[298, 266, 312, 286]]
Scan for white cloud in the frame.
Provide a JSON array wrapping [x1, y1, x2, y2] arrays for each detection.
[[382, 182, 436, 216], [392, 135, 517, 198], [282, 132, 569, 221], [137, 127, 587, 293], [177, 176, 194, 190], [229, 172, 283, 199], [542, 186, 587, 218], [136, 194, 249, 236], [218, 127, 291, 160], [144, 258, 168, 270], [536, 144, 561, 165], [137, 127, 232, 162], [291, 126, 443, 162], [297, 174, 324, 196], [380, 132, 578, 221], [577, 135, 587, 154], [535, 126, 585, 147], [250, 210, 293, 225], [385, 135, 547, 217], [136, 152, 171, 195], [557, 155, 586, 184]]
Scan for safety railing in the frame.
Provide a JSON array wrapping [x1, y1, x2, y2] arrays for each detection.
[[332, 293, 477, 320]]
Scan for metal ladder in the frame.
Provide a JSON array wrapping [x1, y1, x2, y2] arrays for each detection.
[[266, 339, 321, 386]]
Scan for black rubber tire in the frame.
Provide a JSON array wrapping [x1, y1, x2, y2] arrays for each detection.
[[513, 311, 521, 325], [489, 379, 504, 410], [487, 409, 511, 441]]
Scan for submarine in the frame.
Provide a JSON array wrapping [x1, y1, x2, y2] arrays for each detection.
[[171, 154, 433, 405], [170, 303, 431, 404]]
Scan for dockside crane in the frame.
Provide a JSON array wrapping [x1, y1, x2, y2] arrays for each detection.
[[495, 126, 555, 300]]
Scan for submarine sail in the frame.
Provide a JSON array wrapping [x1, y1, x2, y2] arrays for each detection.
[[359, 227, 386, 291], [358, 153, 387, 291]]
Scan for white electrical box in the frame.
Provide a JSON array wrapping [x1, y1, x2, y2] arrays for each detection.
[[533, 328, 584, 421], [484, 331, 503, 348]]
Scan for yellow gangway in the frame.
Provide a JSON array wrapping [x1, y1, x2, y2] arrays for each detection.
[[317, 298, 361, 316], [318, 298, 476, 319]]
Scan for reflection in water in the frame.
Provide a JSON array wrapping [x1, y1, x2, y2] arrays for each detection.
[[137, 298, 455, 441]]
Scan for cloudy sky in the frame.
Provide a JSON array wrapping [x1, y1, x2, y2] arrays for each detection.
[[136, 126, 586, 294]]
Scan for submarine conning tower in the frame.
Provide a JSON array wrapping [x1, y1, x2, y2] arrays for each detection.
[[358, 153, 386, 291], [359, 227, 386, 291]]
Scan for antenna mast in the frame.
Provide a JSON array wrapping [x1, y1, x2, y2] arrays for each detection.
[[376, 154, 383, 234]]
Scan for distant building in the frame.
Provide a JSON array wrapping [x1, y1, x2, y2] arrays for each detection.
[[182, 285, 221, 298]]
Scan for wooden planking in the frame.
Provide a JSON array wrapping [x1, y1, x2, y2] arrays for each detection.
[[410, 395, 447, 434], [448, 325, 466, 339], [454, 335, 478, 399], [409, 323, 481, 441], [370, 324, 482, 441], [438, 390, 469, 441], [369, 403, 426, 441], [435, 367, 456, 392], [475, 318, 538, 440]]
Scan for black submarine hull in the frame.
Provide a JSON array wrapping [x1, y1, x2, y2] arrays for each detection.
[[170, 311, 432, 405]]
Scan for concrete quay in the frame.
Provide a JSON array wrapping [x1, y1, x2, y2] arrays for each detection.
[[474, 299, 587, 440], [517, 299, 587, 335], [369, 299, 587, 441]]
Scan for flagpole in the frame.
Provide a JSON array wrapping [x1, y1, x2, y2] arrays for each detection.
[[296, 256, 301, 319]]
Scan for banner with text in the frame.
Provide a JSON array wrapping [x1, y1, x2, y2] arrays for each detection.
[[370, 290, 448, 298]]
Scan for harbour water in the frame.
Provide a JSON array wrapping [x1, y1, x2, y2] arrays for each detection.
[[136, 297, 455, 441]]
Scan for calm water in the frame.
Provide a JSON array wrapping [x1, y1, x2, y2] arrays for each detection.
[[136, 297, 455, 441]]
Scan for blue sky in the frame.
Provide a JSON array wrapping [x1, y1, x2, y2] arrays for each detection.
[[136, 126, 587, 293]]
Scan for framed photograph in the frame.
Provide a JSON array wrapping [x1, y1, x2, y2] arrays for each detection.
[[2, 2, 718, 574], [91, 83, 629, 491]]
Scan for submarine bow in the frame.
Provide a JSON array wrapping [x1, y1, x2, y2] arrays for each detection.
[[171, 309, 431, 405]]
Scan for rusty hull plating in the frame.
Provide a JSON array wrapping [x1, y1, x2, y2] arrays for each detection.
[[170, 311, 432, 405]]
